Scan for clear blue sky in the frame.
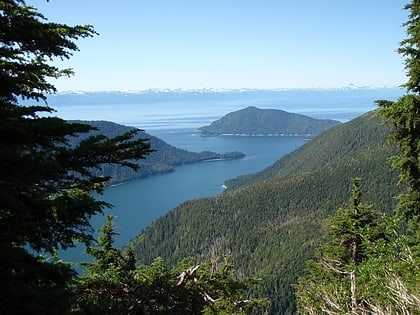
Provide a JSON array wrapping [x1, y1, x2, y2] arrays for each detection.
[[30, 0, 408, 91]]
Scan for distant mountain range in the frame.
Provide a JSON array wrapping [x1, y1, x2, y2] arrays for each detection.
[[44, 87, 403, 107], [198, 106, 341, 136], [56, 85, 401, 95]]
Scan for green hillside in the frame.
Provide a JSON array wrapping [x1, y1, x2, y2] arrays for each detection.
[[129, 110, 402, 314], [225, 110, 392, 190], [70, 120, 245, 184], [198, 106, 341, 135]]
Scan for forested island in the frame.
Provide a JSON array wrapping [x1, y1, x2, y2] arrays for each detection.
[[198, 106, 341, 136], [70, 120, 245, 184]]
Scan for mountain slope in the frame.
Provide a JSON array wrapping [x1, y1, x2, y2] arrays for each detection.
[[129, 110, 401, 314], [69, 120, 244, 184], [224, 111, 390, 190], [198, 106, 341, 135]]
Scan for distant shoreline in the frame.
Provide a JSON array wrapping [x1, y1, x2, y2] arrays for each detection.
[[199, 133, 315, 137], [108, 153, 245, 187]]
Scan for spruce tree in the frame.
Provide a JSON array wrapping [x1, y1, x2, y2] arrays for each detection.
[[377, 0, 420, 229], [375, 1, 420, 312], [295, 179, 388, 314], [0, 1, 152, 313], [74, 216, 140, 314]]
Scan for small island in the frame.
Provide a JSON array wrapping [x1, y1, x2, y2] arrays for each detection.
[[198, 106, 341, 136]]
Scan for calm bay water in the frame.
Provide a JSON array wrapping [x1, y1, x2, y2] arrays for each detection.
[[62, 132, 304, 264], [55, 88, 403, 263], [95, 133, 305, 248]]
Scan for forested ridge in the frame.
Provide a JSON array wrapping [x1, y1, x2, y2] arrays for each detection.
[[198, 106, 341, 136], [225, 111, 394, 190], [70, 120, 245, 184], [130, 110, 402, 314]]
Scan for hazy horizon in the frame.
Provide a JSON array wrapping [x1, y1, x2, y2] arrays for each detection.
[[52, 84, 403, 94]]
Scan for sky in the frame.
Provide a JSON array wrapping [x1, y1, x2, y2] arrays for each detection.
[[29, 0, 409, 92]]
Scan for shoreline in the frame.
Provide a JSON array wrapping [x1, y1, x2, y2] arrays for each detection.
[[199, 133, 315, 137]]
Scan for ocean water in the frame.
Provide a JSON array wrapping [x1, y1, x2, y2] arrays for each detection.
[[100, 136, 304, 236], [54, 88, 403, 263], [49, 88, 403, 132]]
